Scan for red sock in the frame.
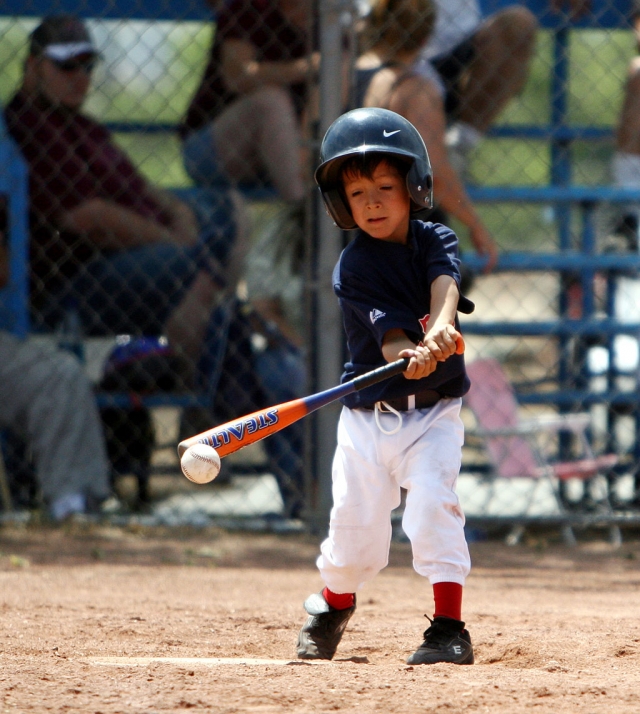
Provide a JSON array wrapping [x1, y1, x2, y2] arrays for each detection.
[[323, 587, 355, 610], [432, 582, 463, 621]]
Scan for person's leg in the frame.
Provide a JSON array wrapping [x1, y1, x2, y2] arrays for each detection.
[[211, 87, 306, 202], [66, 244, 197, 336], [256, 344, 306, 518], [615, 57, 640, 156], [182, 125, 233, 190], [55, 245, 231, 400], [165, 187, 249, 362], [432, 7, 535, 184], [177, 187, 249, 289], [64, 182, 243, 339], [63, 246, 215, 390], [0, 333, 111, 517], [399, 401, 469, 588], [398, 400, 473, 665], [317, 408, 402, 594], [298, 407, 400, 660], [457, 6, 537, 133], [611, 56, 640, 248]]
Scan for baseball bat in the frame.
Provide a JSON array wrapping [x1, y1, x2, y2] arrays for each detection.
[[177, 357, 411, 459]]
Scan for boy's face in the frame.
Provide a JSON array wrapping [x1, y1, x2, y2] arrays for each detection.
[[343, 160, 411, 243]]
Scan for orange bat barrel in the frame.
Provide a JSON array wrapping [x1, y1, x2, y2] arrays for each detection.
[[177, 398, 310, 458], [177, 357, 412, 459]]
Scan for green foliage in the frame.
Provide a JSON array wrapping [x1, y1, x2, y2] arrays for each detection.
[[113, 133, 192, 187]]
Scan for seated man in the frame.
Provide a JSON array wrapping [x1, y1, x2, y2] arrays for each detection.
[[0, 226, 113, 522], [4, 15, 249, 375]]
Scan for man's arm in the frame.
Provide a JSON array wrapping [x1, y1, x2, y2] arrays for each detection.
[[59, 199, 191, 250], [143, 184, 200, 246], [9, 101, 199, 250], [220, 38, 319, 94]]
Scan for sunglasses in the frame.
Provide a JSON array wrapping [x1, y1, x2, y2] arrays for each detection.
[[51, 57, 97, 74]]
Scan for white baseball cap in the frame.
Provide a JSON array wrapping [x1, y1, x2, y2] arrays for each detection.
[[29, 15, 98, 61]]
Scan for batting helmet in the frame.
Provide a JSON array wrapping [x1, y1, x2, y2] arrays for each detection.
[[315, 107, 433, 230]]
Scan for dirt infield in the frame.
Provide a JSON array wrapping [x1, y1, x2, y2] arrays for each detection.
[[0, 524, 639, 713]]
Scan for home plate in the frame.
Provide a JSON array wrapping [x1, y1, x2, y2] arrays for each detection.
[[86, 657, 332, 667]]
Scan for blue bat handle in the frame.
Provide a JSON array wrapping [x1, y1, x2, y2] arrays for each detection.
[[303, 358, 409, 413]]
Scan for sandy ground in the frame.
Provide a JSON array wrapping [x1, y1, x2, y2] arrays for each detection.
[[0, 525, 639, 713]]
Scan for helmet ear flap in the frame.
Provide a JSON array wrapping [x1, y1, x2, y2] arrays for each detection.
[[320, 188, 357, 230], [407, 159, 433, 211]]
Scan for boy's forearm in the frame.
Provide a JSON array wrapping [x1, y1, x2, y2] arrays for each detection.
[[427, 275, 460, 330], [381, 276, 461, 361], [381, 328, 416, 363]]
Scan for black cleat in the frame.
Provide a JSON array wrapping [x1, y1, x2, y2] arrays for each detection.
[[296, 591, 356, 660], [406, 616, 474, 665]]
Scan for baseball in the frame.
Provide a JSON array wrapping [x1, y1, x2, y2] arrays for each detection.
[[180, 444, 221, 484]]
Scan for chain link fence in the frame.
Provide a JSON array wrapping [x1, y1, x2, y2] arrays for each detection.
[[1, 0, 639, 531]]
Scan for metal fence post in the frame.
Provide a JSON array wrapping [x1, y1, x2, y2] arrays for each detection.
[[308, 0, 353, 532]]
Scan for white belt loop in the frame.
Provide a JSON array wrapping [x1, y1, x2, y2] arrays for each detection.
[[407, 394, 416, 411], [374, 401, 403, 435]]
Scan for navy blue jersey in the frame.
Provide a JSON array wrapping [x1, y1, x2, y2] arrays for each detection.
[[333, 220, 475, 408]]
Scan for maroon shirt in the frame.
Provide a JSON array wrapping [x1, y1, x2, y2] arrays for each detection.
[[180, 0, 314, 138], [4, 90, 172, 291]]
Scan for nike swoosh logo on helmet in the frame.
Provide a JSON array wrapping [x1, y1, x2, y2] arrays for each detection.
[[383, 129, 401, 137]]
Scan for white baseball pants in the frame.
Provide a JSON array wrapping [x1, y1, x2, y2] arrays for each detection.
[[317, 398, 470, 594]]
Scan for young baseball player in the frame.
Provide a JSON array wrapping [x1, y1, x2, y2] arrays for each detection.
[[296, 107, 475, 665]]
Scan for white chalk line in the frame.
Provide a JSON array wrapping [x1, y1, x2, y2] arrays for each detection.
[[85, 656, 334, 667]]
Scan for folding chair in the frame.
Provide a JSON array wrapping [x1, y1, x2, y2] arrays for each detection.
[[464, 358, 621, 546]]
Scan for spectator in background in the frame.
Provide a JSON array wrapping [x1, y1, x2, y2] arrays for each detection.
[[4, 15, 249, 374], [610, 0, 640, 249], [243, 205, 307, 519], [604, 0, 640, 510], [0, 230, 114, 522], [414, 0, 590, 191], [354, 0, 499, 272], [354, 0, 591, 272], [178, 0, 320, 517], [180, 0, 318, 205]]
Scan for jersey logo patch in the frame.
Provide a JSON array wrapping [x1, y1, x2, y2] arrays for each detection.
[[370, 309, 386, 324], [419, 314, 430, 332]]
